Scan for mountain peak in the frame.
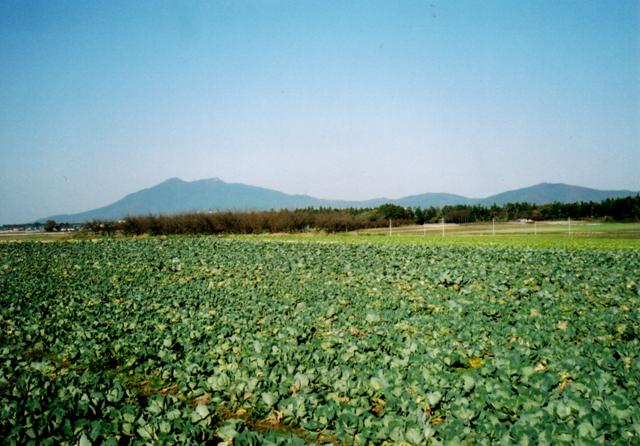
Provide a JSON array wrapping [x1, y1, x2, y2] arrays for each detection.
[[160, 177, 185, 185], [200, 177, 224, 183]]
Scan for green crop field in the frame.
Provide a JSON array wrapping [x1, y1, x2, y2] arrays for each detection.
[[1, 237, 639, 445], [231, 221, 640, 251]]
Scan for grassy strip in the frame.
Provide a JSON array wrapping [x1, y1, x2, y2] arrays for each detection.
[[227, 232, 640, 250]]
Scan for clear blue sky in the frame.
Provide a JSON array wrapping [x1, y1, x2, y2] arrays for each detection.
[[1, 0, 638, 224]]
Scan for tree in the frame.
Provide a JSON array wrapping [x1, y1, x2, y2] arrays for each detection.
[[377, 203, 411, 220], [44, 220, 57, 232], [414, 208, 426, 225]]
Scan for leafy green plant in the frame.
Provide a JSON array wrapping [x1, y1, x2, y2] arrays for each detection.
[[1, 238, 638, 444]]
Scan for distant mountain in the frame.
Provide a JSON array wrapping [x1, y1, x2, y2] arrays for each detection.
[[42, 178, 637, 223], [394, 192, 475, 208], [479, 183, 637, 206], [44, 177, 330, 223]]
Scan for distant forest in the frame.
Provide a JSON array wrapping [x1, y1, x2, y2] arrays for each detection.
[[83, 194, 640, 235]]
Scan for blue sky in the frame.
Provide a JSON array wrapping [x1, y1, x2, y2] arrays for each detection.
[[1, 0, 639, 224]]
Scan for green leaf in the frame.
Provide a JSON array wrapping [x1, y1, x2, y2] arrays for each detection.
[[137, 425, 154, 441], [261, 392, 277, 408], [195, 404, 209, 418], [78, 434, 92, 446], [106, 386, 123, 403], [217, 420, 241, 442], [427, 391, 442, 407], [365, 311, 380, 323], [555, 401, 571, 419], [405, 427, 423, 445], [577, 421, 596, 438], [462, 374, 475, 392]]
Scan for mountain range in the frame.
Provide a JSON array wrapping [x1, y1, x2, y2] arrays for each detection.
[[43, 178, 638, 223]]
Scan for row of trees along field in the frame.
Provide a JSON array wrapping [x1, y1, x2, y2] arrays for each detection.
[[437, 194, 640, 223], [82, 194, 640, 235]]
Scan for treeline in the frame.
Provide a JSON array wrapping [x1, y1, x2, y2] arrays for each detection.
[[435, 195, 640, 223], [85, 208, 413, 236], [83, 194, 639, 235]]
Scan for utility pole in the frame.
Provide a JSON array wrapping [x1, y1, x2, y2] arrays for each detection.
[[492, 217, 495, 236], [441, 217, 445, 237], [389, 218, 392, 236]]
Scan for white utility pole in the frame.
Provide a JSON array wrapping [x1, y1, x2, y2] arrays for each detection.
[[441, 217, 445, 237], [389, 218, 392, 236]]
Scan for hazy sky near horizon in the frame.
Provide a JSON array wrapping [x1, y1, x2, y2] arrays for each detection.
[[1, 0, 639, 224]]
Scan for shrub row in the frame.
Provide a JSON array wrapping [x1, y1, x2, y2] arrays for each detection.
[[81, 194, 640, 235], [86, 209, 414, 235]]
